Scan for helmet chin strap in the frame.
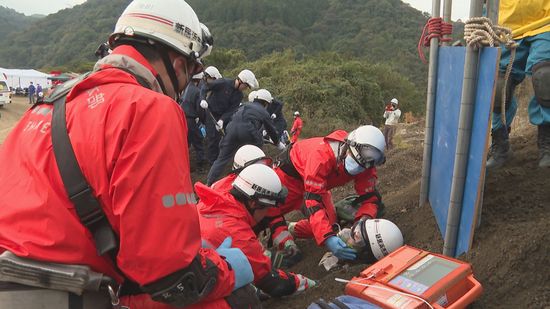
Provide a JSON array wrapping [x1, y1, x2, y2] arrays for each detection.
[[155, 45, 185, 102]]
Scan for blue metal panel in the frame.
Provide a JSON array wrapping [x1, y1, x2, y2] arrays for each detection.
[[429, 46, 499, 257]]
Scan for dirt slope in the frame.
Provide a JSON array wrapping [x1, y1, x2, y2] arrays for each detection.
[[261, 117, 548, 308]]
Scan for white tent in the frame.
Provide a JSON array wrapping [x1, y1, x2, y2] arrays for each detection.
[[0, 68, 51, 89]]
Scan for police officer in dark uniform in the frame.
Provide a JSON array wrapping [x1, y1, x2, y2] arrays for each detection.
[[267, 97, 289, 144], [206, 89, 285, 185], [180, 72, 206, 168], [199, 69, 258, 164]]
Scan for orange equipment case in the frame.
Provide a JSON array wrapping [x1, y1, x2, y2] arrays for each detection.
[[345, 245, 482, 309]]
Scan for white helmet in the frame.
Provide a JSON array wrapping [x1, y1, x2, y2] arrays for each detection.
[[346, 125, 386, 168], [204, 66, 222, 79], [232, 164, 287, 208], [233, 145, 272, 170], [294, 111, 300, 116], [198, 23, 213, 60], [109, 0, 211, 64], [192, 72, 204, 80], [254, 89, 273, 104], [360, 219, 403, 260], [238, 69, 259, 89], [390, 98, 399, 105], [248, 90, 258, 102]]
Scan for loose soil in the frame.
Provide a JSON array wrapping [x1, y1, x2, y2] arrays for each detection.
[[1, 93, 548, 308]]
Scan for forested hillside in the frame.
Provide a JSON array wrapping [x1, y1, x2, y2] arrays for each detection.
[[0, 6, 42, 41], [0, 0, 428, 81], [0, 0, 429, 124], [188, 0, 429, 82], [0, 0, 128, 70]]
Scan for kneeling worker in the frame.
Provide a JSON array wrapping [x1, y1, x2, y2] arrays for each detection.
[[269, 125, 387, 264], [198, 164, 317, 301]]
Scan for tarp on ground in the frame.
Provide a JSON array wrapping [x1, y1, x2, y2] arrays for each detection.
[[0, 68, 51, 89]]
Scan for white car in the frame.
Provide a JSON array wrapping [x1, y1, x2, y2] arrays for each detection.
[[0, 80, 12, 107]]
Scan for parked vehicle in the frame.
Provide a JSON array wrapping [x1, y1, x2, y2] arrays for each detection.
[[0, 80, 12, 107]]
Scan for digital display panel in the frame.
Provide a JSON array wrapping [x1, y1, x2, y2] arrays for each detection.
[[389, 255, 460, 294]]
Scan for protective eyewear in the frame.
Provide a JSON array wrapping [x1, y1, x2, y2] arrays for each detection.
[[352, 144, 384, 168], [254, 185, 288, 209]]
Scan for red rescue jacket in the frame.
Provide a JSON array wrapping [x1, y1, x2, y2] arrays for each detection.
[[271, 130, 380, 245], [196, 182, 305, 298], [291, 116, 303, 143], [0, 46, 233, 303], [210, 173, 237, 192]]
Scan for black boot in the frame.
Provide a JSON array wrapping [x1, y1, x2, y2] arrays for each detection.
[[487, 126, 512, 169], [537, 125, 550, 168]]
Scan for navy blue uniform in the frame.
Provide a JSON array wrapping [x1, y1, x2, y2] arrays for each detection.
[[179, 82, 205, 165], [206, 101, 280, 185], [200, 78, 243, 163], [268, 98, 288, 138]]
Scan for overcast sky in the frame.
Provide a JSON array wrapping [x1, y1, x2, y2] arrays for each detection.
[[403, 0, 472, 21], [0, 0, 86, 16], [1, 0, 471, 20]]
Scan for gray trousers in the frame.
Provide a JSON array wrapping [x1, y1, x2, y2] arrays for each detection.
[[383, 124, 397, 150]]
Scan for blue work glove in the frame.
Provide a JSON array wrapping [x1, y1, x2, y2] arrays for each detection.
[[324, 236, 357, 260], [215, 237, 254, 291]]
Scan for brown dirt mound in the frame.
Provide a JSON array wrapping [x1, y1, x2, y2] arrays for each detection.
[[259, 120, 549, 309]]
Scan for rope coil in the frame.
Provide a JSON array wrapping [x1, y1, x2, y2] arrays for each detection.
[[464, 17, 517, 127], [418, 17, 453, 63]]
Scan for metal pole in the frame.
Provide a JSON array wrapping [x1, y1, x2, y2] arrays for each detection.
[[441, 0, 453, 46], [476, 0, 500, 230], [487, 0, 500, 23], [419, 0, 441, 207], [442, 0, 484, 257]]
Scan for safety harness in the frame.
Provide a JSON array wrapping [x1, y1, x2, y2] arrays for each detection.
[[50, 84, 117, 257], [46, 68, 153, 259], [276, 143, 302, 179]]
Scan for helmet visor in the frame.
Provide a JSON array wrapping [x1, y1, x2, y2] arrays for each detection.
[[353, 144, 384, 168], [256, 186, 288, 209]]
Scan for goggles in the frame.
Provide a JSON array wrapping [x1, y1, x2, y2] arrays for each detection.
[[252, 184, 288, 208], [233, 156, 274, 172], [349, 143, 384, 168]]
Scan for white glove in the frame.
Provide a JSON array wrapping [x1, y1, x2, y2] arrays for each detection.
[[200, 100, 208, 109], [293, 274, 318, 294], [262, 130, 267, 136], [277, 141, 286, 150], [216, 119, 224, 131], [271, 113, 277, 119]]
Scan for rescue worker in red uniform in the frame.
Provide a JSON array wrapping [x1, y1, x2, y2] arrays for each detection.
[[290, 111, 303, 143], [0, 1, 255, 308], [211, 144, 303, 268], [270, 125, 387, 262], [198, 164, 317, 302]]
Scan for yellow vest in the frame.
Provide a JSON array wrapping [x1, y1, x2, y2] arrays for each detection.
[[499, 0, 550, 39]]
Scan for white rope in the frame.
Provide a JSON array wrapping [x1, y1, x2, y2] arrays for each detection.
[[464, 16, 517, 128], [335, 277, 434, 309]]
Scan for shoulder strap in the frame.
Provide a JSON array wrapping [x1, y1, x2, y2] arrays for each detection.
[[49, 68, 152, 257], [51, 94, 118, 256]]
